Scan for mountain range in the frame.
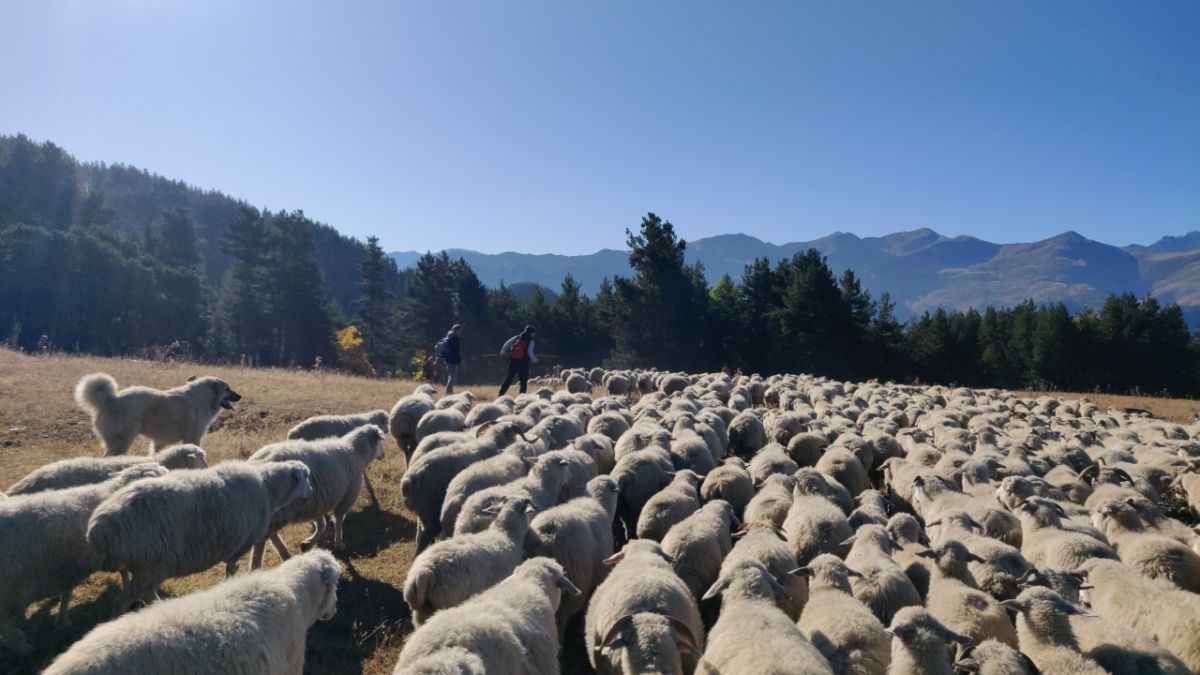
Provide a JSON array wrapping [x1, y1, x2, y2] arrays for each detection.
[[391, 229, 1200, 327]]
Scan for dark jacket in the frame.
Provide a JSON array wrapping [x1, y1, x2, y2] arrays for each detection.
[[443, 333, 462, 364]]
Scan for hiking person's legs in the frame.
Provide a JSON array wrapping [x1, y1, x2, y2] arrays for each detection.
[[445, 362, 458, 394], [517, 359, 530, 394], [499, 359, 520, 396]]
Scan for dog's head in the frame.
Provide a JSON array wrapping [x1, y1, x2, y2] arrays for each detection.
[[194, 377, 242, 411]]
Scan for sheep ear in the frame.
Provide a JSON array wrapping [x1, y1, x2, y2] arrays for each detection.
[[702, 577, 729, 600], [789, 566, 813, 578], [839, 534, 857, 547], [523, 456, 540, 466], [187, 375, 197, 382], [967, 553, 986, 564], [475, 421, 496, 438], [602, 551, 625, 566], [915, 548, 938, 559], [955, 657, 981, 673], [556, 573, 582, 596], [667, 617, 702, 657], [601, 615, 634, 649], [1078, 465, 1099, 483], [999, 599, 1023, 612], [844, 567, 863, 578]]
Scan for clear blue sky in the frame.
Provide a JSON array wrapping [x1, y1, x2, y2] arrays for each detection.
[[3, 1, 1197, 254]]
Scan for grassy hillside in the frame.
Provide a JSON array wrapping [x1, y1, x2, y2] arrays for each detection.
[[0, 348, 502, 674]]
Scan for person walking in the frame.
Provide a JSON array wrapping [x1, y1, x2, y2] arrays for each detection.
[[437, 324, 464, 394], [498, 325, 537, 396]]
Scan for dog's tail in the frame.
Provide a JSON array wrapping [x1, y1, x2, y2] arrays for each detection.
[[75, 373, 118, 414]]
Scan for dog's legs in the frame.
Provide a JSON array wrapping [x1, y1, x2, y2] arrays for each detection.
[[100, 428, 138, 456]]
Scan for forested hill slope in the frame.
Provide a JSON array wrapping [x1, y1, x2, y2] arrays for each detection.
[[0, 134, 400, 314]]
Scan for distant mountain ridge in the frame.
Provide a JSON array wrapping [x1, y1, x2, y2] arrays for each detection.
[[390, 228, 1200, 327]]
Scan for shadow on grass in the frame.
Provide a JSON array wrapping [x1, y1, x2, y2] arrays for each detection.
[[305, 557, 413, 675], [341, 506, 417, 558], [4, 579, 123, 675]]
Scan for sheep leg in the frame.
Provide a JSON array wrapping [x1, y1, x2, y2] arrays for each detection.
[[270, 532, 293, 560], [331, 512, 348, 551], [251, 540, 267, 570], [56, 589, 73, 626], [415, 520, 440, 553], [300, 517, 328, 552], [362, 470, 380, 508]]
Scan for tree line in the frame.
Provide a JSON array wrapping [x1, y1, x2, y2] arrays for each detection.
[[2, 135, 1198, 395]]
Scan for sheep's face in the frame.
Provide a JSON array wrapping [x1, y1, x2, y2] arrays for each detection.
[[287, 464, 313, 503]]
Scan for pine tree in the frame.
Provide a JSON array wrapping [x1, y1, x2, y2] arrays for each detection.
[[269, 211, 335, 366], [212, 206, 274, 364], [355, 235, 397, 371]]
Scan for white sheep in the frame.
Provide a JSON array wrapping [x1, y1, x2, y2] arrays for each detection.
[[6, 444, 207, 495], [661, 499, 736, 608], [43, 550, 341, 675], [395, 557, 579, 675], [404, 498, 535, 625], [86, 460, 313, 613], [248, 425, 386, 567], [0, 463, 167, 653], [438, 441, 541, 536], [636, 469, 701, 541], [796, 554, 891, 675], [389, 393, 435, 458], [700, 457, 754, 518], [585, 539, 704, 674], [698, 558, 833, 675], [285, 409, 390, 507], [886, 606, 971, 675], [525, 475, 620, 636], [451, 453, 572, 536], [841, 524, 922, 626]]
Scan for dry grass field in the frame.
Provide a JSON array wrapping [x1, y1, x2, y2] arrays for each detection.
[[1014, 390, 1200, 423], [0, 348, 503, 675]]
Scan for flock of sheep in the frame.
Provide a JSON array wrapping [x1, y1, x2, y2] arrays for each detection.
[[4, 367, 1200, 674]]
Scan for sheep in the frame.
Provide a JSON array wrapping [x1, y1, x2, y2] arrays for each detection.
[[952, 639, 1036, 675], [464, 401, 509, 428], [848, 489, 890, 529], [588, 412, 632, 443], [1067, 604, 1191, 675], [438, 441, 541, 536], [548, 447, 599, 500], [285, 409, 390, 507], [395, 557, 579, 675], [586, 540, 704, 674], [783, 481, 853, 565], [743, 473, 795, 528], [43, 549, 340, 675], [6, 443, 207, 495], [394, 647, 486, 674], [788, 431, 830, 468], [1012, 498, 1118, 570], [1001, 587, 1107, 675], [573, 433, 617, 474], [611, 445, 675, 542], [748, 442, 799, 486], [928, 510, 1031, 600], [85, 460, 313, 613], [661, 499, 736, 607], [1091, 497, 1200, 590], [415, 408, 467, 446], [918, 540, 1018, 649], [403, 497, 536, 626], [885, 607, 970, 675], [796, 554, 891, 675], [248, 425, 387, 567], [452, 453, 572, 536], [389, 393, 435, 458], [886, 514, 933, 598], [794, 466, 855, 513], [700, 457, 754, 518], [0, 463, 167, 653], [697, 558, 833, 675], [910, 475, 1021, 547], [841, 524, 922, 626], [816, 446, 870, 496], [400, 420, 529, 550], [637, 469, 702, 541], [724, 521, 807, 619], [525, 476, 620, 636], [668, 427, 717, 475], [1077, 558, 1200, 672], [728, 411, 767, 459]]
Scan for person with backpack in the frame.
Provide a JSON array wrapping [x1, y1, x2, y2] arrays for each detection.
[[498, 325, 537, 396], [435, 324, 464, 394]]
